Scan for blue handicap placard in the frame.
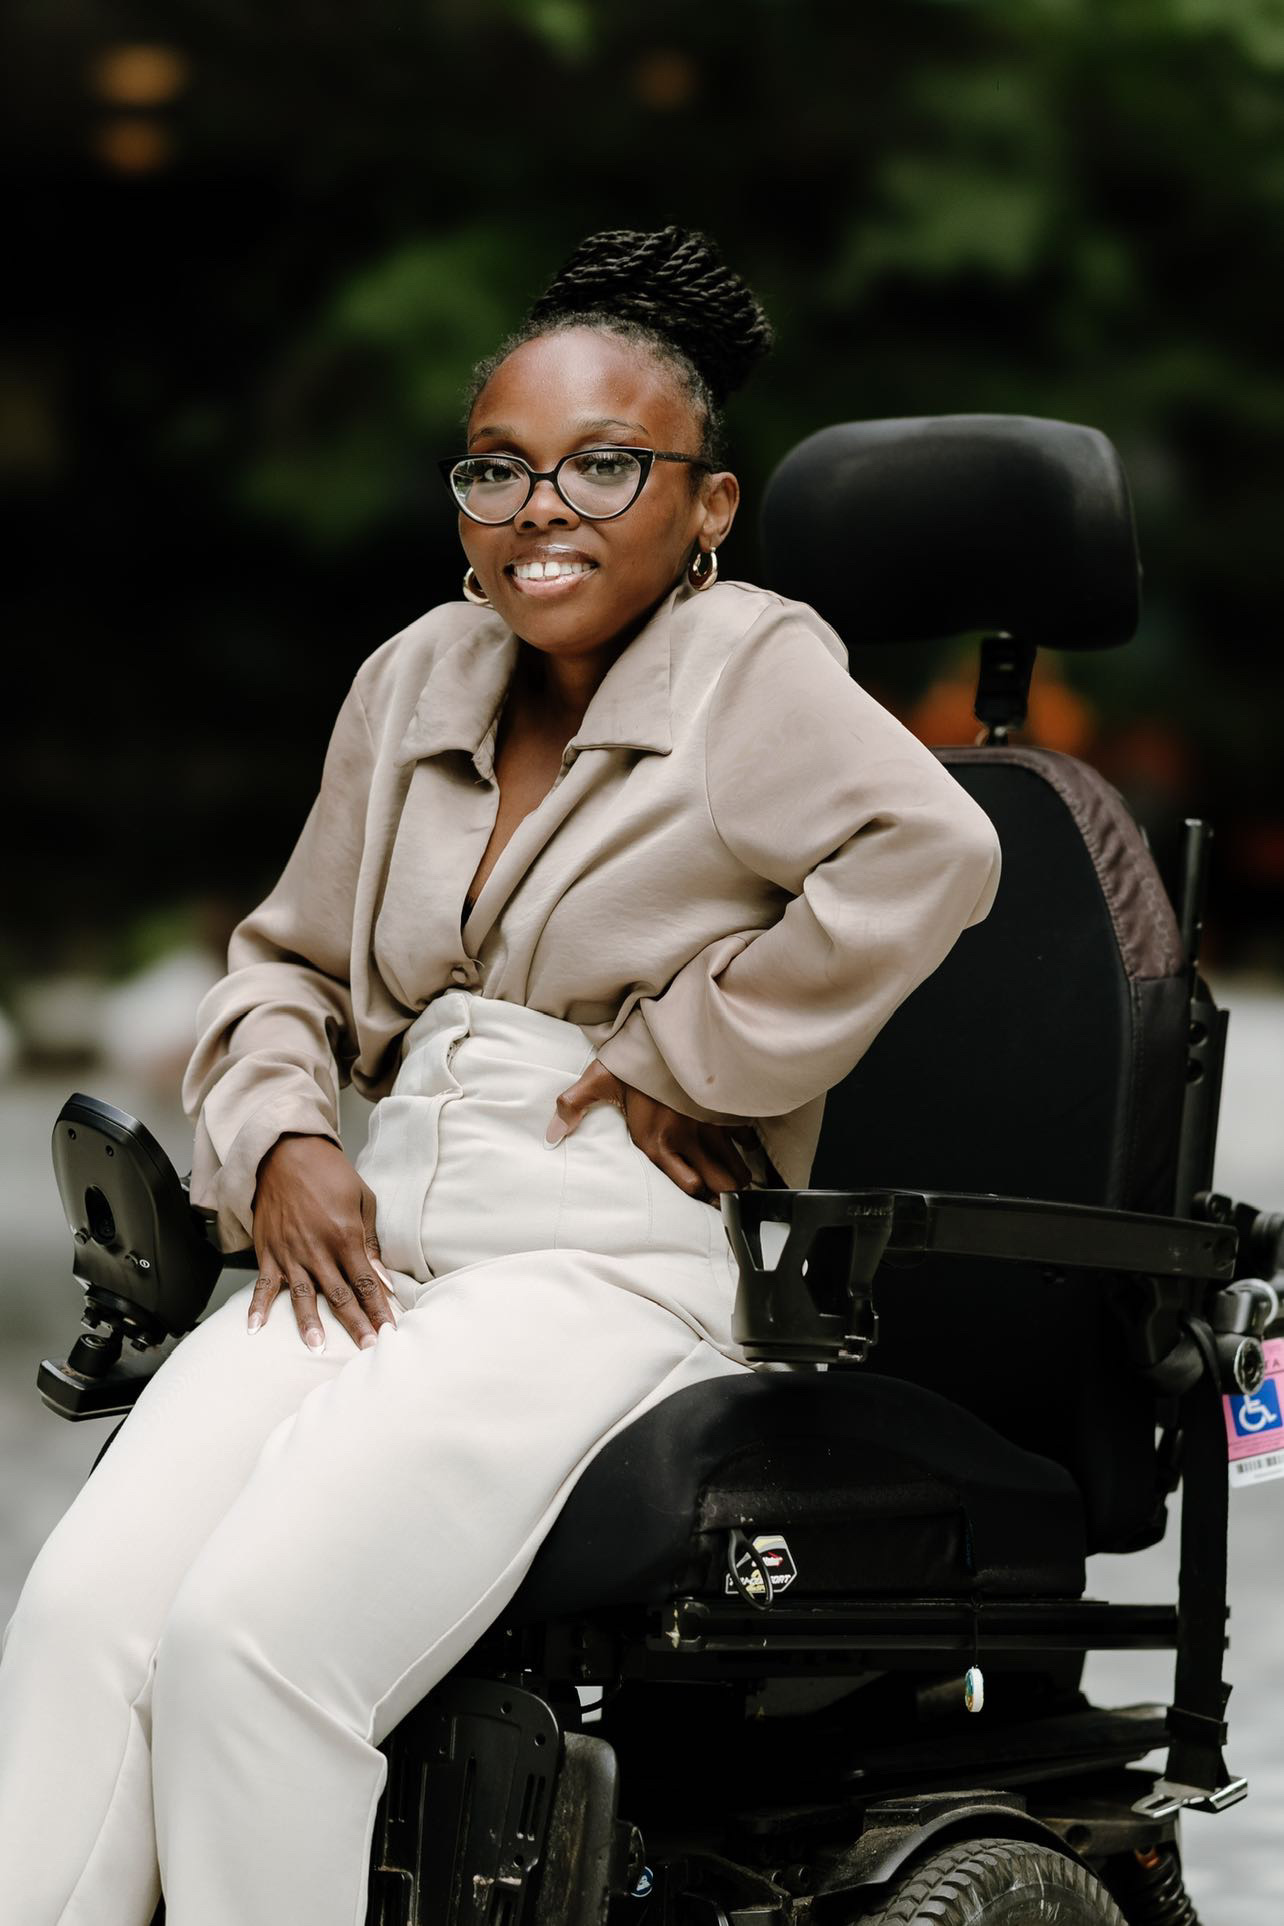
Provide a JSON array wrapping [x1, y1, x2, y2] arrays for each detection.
[[1228, 1377, 1282, 1439]]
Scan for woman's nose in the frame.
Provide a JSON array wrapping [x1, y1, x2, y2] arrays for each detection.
[[518, 478, 580, 530]]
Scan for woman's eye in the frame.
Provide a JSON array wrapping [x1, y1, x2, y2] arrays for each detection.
[[573, 453, 634, 480]]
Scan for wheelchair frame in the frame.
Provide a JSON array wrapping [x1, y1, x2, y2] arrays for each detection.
[[36, 874, 1281, 1922]]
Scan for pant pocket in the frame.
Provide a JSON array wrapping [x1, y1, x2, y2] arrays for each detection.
[[355, 1090, 462, 1280], [553, 1101, 653, 1256], [638, 1147, 726, 1262]]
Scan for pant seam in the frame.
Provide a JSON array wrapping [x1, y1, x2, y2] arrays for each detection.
[[56, 1652, 159, 1926]]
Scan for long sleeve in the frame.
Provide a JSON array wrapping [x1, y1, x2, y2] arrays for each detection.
[[181, 673, 375, 1251], [594, 604, 1002, 1123]]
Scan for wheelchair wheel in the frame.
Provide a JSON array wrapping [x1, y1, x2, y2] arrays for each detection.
[[858, 1835, 1126, 1924]]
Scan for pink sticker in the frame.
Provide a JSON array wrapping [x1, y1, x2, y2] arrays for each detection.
[[1224, 1336, 1284, 1487]]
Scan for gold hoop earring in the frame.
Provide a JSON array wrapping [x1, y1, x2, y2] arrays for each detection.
[[462, 565, 491, 607], [688, 547, 719, 592]]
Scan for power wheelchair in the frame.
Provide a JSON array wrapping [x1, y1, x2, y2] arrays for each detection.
[[36, 415, 1284, 1924]]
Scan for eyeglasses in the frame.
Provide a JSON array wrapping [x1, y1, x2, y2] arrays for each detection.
[[438, 446, 712, 526]]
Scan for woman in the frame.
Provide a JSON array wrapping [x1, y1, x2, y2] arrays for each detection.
[[0, 226, 1001, 1924]]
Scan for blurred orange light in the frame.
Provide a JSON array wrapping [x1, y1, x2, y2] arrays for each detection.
[[905, 673, 978, 747], [905, 663, 1097, 756], [1229, 820, 1284, 886], [89, 44, 190, 108], [632, 50, 699, 112], [91, 118, 175, 175], [1100, 719, 1191, 796], [1025, 677, 1096, 759]]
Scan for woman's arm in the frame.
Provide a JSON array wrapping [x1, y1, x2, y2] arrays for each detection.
[[593, 604, 1002, 1121], [181, 672, 374, 1252]]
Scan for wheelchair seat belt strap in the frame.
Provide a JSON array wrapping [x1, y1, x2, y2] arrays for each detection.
[[1134, 1315, 1248, 1819]]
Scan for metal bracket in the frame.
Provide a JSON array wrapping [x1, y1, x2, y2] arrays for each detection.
[[1132, 1775, 1249, 1821]]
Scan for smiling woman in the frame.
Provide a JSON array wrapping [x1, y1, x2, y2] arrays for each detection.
[[443, 223, 771, 670], [454, 348, 731, 635], [0, 226, 1002, 1926]]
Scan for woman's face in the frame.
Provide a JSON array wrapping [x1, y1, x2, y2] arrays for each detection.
[[460, 326, 739, 658]]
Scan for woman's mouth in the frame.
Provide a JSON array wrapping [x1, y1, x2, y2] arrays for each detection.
[[505, 559, 599, 597]]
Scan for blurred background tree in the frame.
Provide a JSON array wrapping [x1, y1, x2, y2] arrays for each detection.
[[3, 0, 1283, 1000]]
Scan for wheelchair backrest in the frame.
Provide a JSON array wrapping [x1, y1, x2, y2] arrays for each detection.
[[811, 744, 1188, 1553], [761, 414, 1194, 1555]]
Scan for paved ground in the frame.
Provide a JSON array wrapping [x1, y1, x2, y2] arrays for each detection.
[[2, 976, 1281, 1919]]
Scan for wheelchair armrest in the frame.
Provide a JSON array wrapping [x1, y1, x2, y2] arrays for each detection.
[[41, 1093, 253, 1423], [720, 1187, 1239, 1366], [870, 1189, 1234, 1276]]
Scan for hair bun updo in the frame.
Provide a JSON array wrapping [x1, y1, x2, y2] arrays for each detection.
[[467, 226, 774, 467], [526, 225, 774, 407]]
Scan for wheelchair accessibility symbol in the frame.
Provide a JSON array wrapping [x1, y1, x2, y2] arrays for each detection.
[[1229, 1378, 1282, 1438]]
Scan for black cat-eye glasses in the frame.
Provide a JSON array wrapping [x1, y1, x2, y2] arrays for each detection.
[[438, 446, 711, 526]]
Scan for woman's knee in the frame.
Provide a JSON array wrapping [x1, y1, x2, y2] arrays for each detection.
[[152, 1522, 312, 1714], [3, 1524, 131, 1677], [151, 1548, 260, 1723]]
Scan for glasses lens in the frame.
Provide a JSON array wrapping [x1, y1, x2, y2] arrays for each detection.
[[450, 456, 529, 523], [559, 450, 643, 518]]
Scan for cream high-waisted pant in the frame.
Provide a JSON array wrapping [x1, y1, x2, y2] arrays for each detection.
[[0, 991, 754, 1925]]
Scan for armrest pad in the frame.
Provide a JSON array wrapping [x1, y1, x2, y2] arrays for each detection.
[[732, 1188, 1238, 1281]]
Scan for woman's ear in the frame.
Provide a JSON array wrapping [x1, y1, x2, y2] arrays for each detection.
[[699, 470, 740, 549]]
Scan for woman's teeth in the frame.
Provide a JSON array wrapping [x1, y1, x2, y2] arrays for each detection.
[[510, 560, 595, 581]]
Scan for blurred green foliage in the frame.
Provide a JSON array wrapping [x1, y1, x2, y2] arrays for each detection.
[[4, 0, 1284, 966]]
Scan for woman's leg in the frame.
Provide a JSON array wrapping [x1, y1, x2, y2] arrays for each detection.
[[0, 1277, 394, 1926], [149, 1251, 750, 1926]]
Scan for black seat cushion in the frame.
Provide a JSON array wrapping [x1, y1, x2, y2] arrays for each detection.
[[505, 1371, 1085, 1624]]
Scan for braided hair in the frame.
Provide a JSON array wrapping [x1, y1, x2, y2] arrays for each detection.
[[466, 226, 774, 467]]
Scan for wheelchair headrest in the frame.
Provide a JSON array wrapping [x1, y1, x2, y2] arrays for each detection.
[[759, 414, 1141, 650]]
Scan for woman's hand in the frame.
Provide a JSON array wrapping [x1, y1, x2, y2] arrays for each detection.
[[247, 1133, 398, 1353], [546, 1060, 758, 1206]]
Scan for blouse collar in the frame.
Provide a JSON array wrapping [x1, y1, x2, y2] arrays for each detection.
[[394, 576, 699, 772]]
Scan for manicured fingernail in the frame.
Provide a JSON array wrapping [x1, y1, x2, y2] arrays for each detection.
[[247, 1312, 263, 1334], [378, 1319, 397, 1340], [359, 1333, 377, 1351], [544, 1116, 567, 1146], [306, 1330, 326, 1354]]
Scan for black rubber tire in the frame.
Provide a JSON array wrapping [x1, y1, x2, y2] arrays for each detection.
[[858, 1835, 1127, 1924]]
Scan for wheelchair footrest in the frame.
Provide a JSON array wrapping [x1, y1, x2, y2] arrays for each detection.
[[1132, 1774, 1249, 1819]]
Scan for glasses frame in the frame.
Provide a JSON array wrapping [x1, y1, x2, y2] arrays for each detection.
[[437, 445, 713, 526]]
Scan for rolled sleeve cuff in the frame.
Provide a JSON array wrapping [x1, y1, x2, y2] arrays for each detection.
[[594, 1006, 746, 1127]]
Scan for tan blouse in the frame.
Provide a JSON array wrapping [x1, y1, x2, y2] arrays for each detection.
[[182, 575, 1002, 1251]]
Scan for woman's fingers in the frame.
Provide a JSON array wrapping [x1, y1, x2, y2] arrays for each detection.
[[247, 1260, 283, 1334], [545, 1059, 626, 1144], [360, 1186, 399, 1315], [643, 1123, 754, 1206], [649, 1137, 710, 1201], [696, 1127, 753, 1195], [341, 1239, 399, 1339], [249, 1249, 396, 1353], [285, 1269, 327, 1354], [559, 1068, 754, 1205], [308, 1256, 381, 1353], [249, 1142, 400, 1352]]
